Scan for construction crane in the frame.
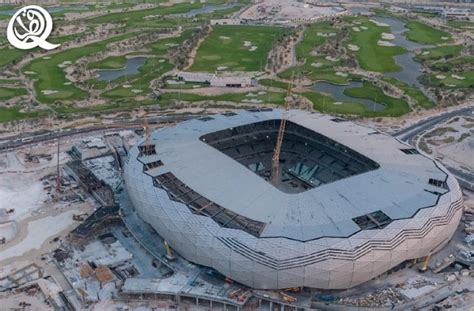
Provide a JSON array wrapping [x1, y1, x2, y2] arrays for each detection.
[[271, 75, 294, 184], [55, 135, 61, 202]]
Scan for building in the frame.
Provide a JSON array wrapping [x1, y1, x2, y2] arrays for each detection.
[[124, 110, 463, 290], [177, 72, 254, 88]]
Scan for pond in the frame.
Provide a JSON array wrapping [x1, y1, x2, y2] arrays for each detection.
[[313, 81, 385, 111], [97, 57, 147, 81], [371, 16, 431, 87], [173, 3, 240, 17]]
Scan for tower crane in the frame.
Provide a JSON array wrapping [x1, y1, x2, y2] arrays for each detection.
[[271, 75, 294, 184]]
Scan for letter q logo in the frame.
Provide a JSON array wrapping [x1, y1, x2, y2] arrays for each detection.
[[7, 5, 60, 50]]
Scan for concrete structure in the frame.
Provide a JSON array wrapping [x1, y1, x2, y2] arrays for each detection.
[[177, 72, 254, 88], [124, 110, 463, 290]]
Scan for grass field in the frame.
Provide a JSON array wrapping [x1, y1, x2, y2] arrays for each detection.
[[348, 17, 406, 72], [258, 79, 290, 90], [159, 91, 287, 106], [405, 21, 452, 44], [88, 56, 128, 69], [425, 71, 474, 88], [415, 45, 462, 62], [302, 91, 370, 116], [279, 22, 352, 84], [447, 20, 474, 31], [0, 87, 27, 100], [189, 25, 288, 72], [342, 81, 410, 116], [23, 32, 141, 103], [0, 107, 45, 123], [382, 77, 434, 108]]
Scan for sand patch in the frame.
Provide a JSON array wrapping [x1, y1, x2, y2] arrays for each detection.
[[243, 41, 252, 47], [42, 56, 51, 60], [381, 32, 395, 40], [360, 26, 368, 30], [317, 32, 336, 37], [452, 74, 465, 80], [123, 84, 132, 88], [370, 19, 389, 27], [311, 62, 322, 68], [217, 66, 228, 71], [336, 72, 348, 77], [249, 46, 258, 52], [377, 40, 395, 47], [435, 75, 446, 79], [41, 90, 58, 95], [219, 36, 230, 40], [333, 102, 343, 105], [348, 44, 359, 51], [441, 36, 449, 40], [325, 56, 339, 62], [63, 82, 72, 85], [24, 71, 36, 75], [131, 89, 143, 93], [352, 27, 360, 32], [422, 51, 430, 55]]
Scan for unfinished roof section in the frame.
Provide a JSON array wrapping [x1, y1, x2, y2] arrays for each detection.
[[200, 119, 380, 193]]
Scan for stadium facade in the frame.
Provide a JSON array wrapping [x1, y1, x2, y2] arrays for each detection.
[[124, 110, 463, 289]]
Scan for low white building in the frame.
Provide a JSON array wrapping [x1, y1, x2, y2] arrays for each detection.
[[177, 72, 255, 88]]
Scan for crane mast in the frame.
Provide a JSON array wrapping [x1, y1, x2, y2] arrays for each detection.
[[271, 76, 293, 184]]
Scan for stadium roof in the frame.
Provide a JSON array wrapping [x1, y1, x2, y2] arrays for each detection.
[[144, 109, 448, 241]]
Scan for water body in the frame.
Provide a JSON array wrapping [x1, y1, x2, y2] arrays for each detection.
[[313, 81, 385, 111], [0, 5, 89, 16], [371, 16, 431, 87], [97, 57, 147, 81], [173, 3, 240, 18]]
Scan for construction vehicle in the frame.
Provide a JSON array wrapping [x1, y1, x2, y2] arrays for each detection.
[[280, 291, 297, 303], [237, 290, 250, 302], [163, 240, 176, 261], [271, 74, 294, 184]]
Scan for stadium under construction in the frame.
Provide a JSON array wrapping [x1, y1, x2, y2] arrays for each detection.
[[124, 109, 464, 290]]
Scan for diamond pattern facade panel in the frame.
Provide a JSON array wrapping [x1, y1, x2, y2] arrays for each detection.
[[124, 110, 463, 289]]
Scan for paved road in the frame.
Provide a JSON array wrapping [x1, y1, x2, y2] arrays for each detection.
[[394, 106, 473, 143], [0, 114, 201, 153], [393, 106, 474, 191]]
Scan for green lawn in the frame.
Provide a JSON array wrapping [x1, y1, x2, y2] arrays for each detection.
[[343, 81, 410, 116], [159, 91, 287, 106], [302, 91, 369, 116], [425, 71, 474, 88], [23, 32, 140, 104], [0, 87, 27, 100], [447, 20, 474, 31], [348, 17, 406, 72], [0, 107, 45, 123], [382, 77, 435, 108], [88, 56, 128, 69], [405, 21, 452, 44], [189, 25, 288, 72], [258, 79, 290, 89], [415, 45, 462, 62]]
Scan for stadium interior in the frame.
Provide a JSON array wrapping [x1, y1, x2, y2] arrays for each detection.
[[200, 119, 380, 193]]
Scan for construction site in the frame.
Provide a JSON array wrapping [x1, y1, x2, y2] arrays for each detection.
[[0, 81, 473, 310]]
